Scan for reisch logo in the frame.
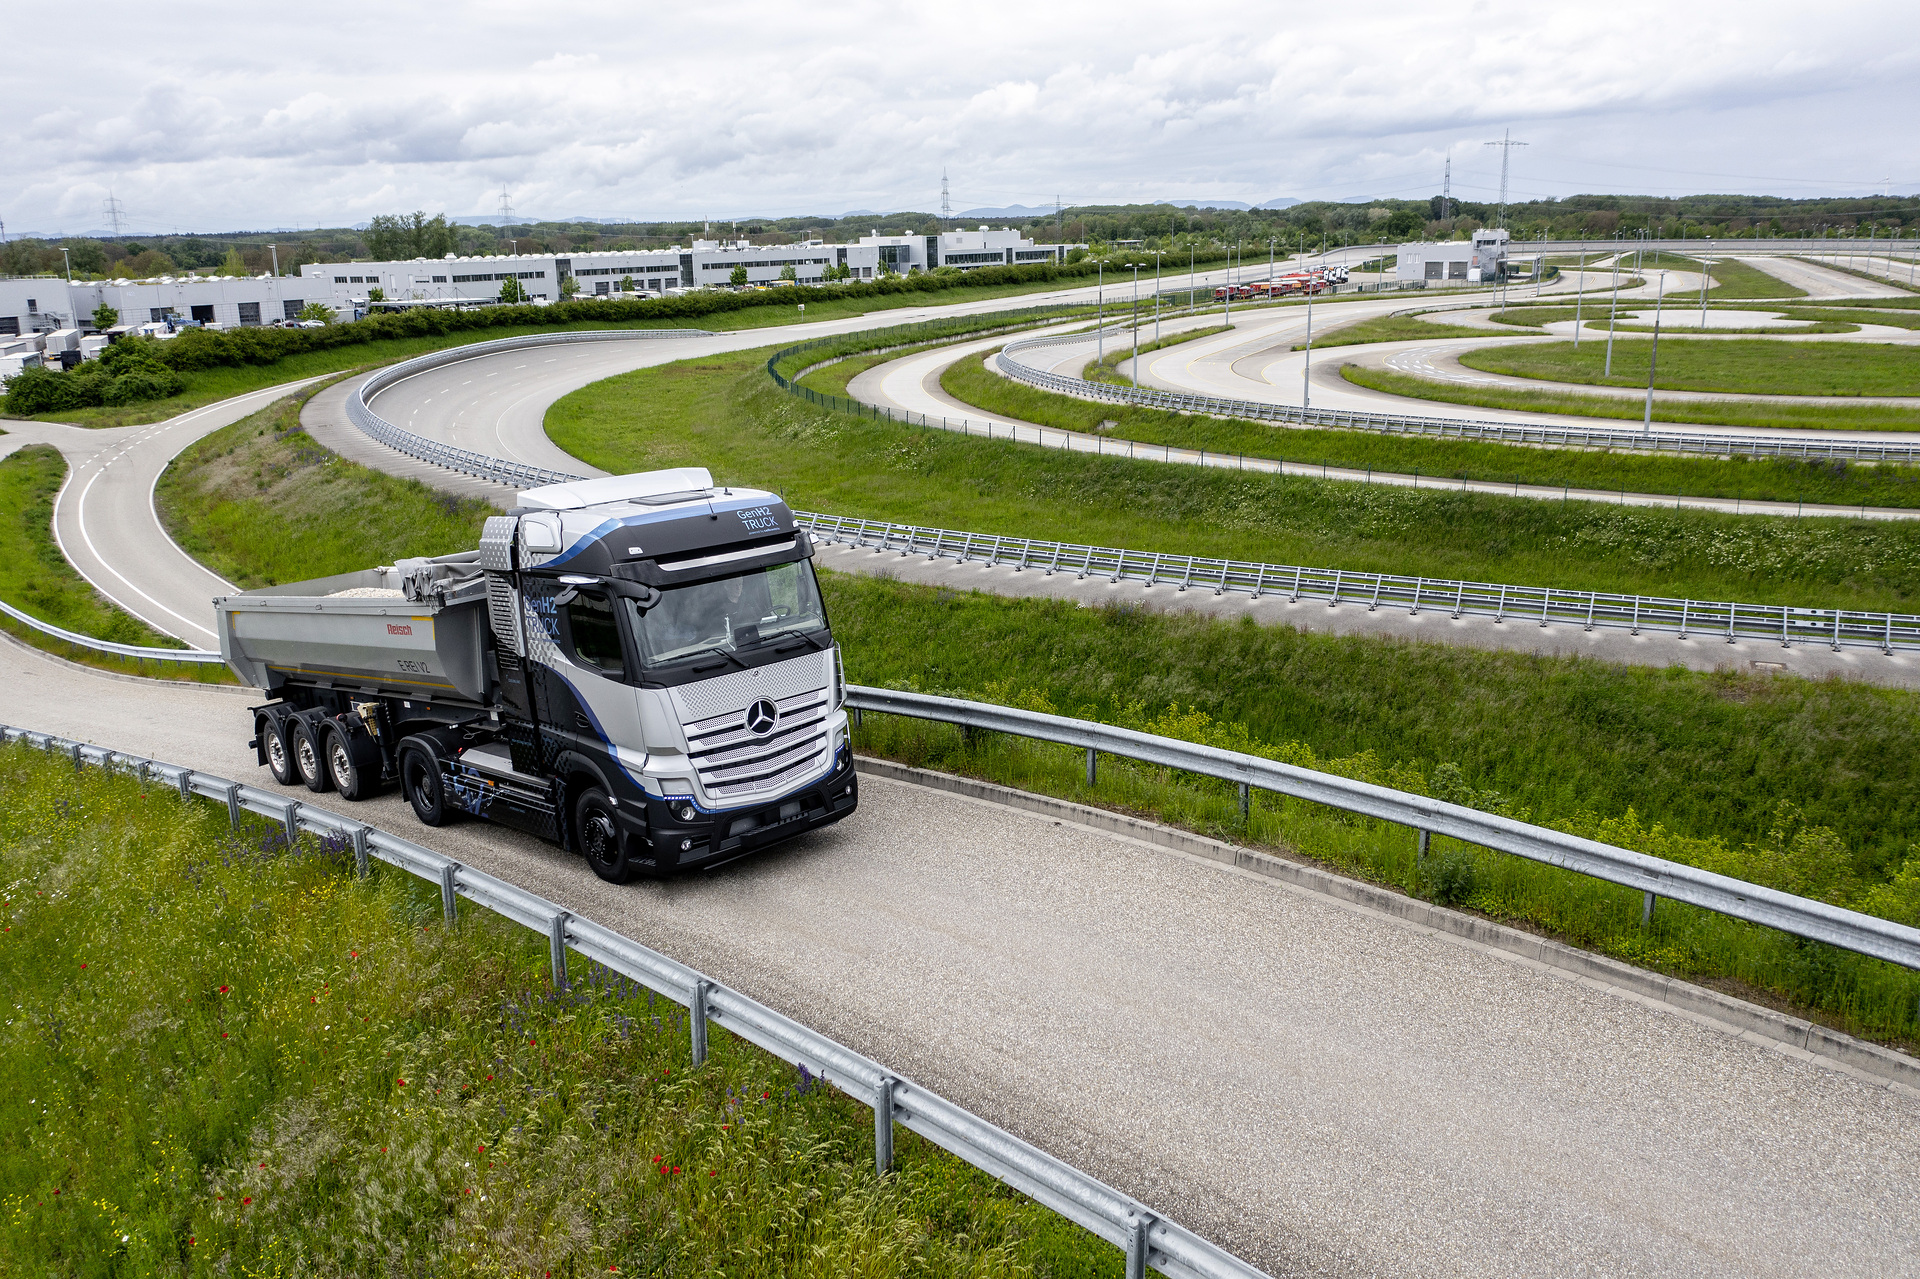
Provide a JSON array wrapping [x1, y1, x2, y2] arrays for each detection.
[[744, 698, 778, 736]]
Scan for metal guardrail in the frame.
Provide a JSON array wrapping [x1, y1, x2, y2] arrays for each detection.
[[0, 597, 224, 663], [348, 330, 712, 489], [993, 322, 1920, 465], [801, 513, 1920, 655], [841, 687, 1920, 971], [0, 722, 1268, 1279]]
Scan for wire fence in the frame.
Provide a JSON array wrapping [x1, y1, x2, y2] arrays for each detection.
[[802, 513, 1920, 655], [0, 722, 1270, 1279]]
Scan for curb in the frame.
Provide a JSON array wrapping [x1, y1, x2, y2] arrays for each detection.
[[853, 755, 1920, 1096]]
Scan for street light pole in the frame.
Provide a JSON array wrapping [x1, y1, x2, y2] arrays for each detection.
[[1572, 246, 1587, 349], [1643, 271, 1669, 434], [1153, 249, 1162, 346], [60, 248, 72, 284], [1303, 268, 1315, 411], [1097, 261, 1104, 366], [1605, 236, 1622, 377], [1698, 240, 1711, 329], [268, 243, 280, 276], [1130, 264, 1141, 386]]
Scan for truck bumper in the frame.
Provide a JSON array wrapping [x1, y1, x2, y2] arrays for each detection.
[[623, 747, 858, 873]]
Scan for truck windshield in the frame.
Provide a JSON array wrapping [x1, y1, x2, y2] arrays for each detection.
[[628, 559, 827, 669]]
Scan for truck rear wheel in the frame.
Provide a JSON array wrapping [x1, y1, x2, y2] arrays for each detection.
[[291, 718, 333, 793], [400, 746, 452, 827], [577, 788, 635, 883], [325, 725, 376, 801], [261, 714, 298, 787]]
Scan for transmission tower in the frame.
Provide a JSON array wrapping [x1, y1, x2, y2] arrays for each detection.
[[497, 185, 515, 230], [1055, 194, 1064, 230], [1441, 154, 1451, 222], [1483, 130, 1528, 228], [940, 169, 951, 228], [103, 191, 126, 236]]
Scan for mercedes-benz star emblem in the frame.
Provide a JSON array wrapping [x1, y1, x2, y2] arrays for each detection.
[[744, 698, 779, 736]]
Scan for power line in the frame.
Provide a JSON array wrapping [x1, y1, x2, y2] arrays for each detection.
[[103, 191, 126, 237]]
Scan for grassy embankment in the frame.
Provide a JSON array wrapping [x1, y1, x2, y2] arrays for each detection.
[[1342, 364, 1920, 434], [0, 743, 1113, 1274], [155, 392, 496, 590], [153, 339, 1920, 1045], [0, 446, 231, 682], [1459, 338, 1920, 398], [1487, 306, 1861, 335], [936, 344, 1920, 509]]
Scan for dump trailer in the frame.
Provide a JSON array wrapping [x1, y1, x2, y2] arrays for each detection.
[[215, 467, 857, 881]]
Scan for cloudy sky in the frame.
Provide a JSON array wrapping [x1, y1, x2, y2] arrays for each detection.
[[7, 0, 1917, 236]]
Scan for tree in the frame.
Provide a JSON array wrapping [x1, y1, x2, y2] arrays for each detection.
[[778, 264, 797, 283], [365, 211, 457, 261], [619, 275, 635, 292], [65, 240, 108, 277], [498, 276, 526, 304], [296, 301, 335, 324], [729, 265, 748, 286], [559, 274, 580, 299], [215, 249, 248, 277], [367, 287, 386, 303], [91, 303, 120, 330]]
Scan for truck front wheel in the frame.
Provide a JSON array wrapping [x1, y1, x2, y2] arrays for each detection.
[[576, 788, 635, 884], [400, 746, 452, 827]]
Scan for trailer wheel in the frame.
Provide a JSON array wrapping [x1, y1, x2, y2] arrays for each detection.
[[291, 718, 334, 793], [325, 725, 375, 801], [577, 788, 635, 883], [261, 714, 298, 787], [399, 746, 452, 827]]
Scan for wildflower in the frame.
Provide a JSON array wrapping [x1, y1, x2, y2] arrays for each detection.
[[397, 1078, 407, 1087], [189, 1237, 196, 1246], [486, 1074, 493, 1081], [707, 1170, 717, 1177], [221, 1033, 229, 1039], [671, 1166, 680, 1174], [241, 1197, 252, 1206], [350, 951, 358, 958], [477, 1144, 486, 1153], [259, 1163, 266, 1169], [79, 963, 86, 970], [218, 985, 230, 994]]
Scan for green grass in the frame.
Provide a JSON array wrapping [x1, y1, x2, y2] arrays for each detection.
[[831, 575, 1920, 1046], [155, 393, 497, 590], [556, 347, 1920, 608], [1459, 338, 1920, 398], [935, 349, 1920, 509], [1618, 252, 1806, 300], [0, 446, 231, 682], [1288, 313, 1499, 350], [1344, 363, 1920, 434], [1083, 324, 1232, 385], [1487, 306, 1860, 335], [0, 742, 1116, 1275]]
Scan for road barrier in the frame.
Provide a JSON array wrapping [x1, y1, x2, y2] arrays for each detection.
[[839, 687, 1920, 972], [0, 721, 1270, 1279], [993, 320, 1920, 465], [803, 513, 1920, 656], [0, 598, 225, 664]]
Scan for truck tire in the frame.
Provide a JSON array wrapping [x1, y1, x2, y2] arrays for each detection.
[[576, 788, 635, 883], [291, 717, 334, 793], [260, 714, 298, 787], [324, 724, 376, 801], [399, 744, 452, 827]]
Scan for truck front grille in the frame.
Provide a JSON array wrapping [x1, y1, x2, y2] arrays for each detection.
[[683, 686, 832, 802]]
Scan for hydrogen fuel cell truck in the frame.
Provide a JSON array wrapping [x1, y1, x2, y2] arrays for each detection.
[[215, 468, 857, 881]]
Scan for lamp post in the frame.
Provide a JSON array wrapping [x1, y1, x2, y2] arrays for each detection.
[[1153, 249, 1162, 346], [1130, 263, 1141, 386], [1605, 236, 1622, 377], [1188, 243, 1195, 315], [1698, 239, 1711, 329], [1303, 265, 1315, 411], [268, 243, 280, 276], [1097, 260, 1104, 366], [60, 247, 72, 284], [1572, 245, 1587, 349], [1642, 271, 1669, 434]]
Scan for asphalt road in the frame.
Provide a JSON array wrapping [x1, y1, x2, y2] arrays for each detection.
[[3, 637, 1917, 1279]]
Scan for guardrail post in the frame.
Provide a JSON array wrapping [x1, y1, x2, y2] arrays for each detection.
[[440, 862, 459, 925], [177, 769, 193, 801], [225, 783, 241, 827], [351, 826, 369, 879], [281, 800, 300, 846], [690, 979, 710, 1066], [72, 742, 82, 771], [549, 911, 571, 989], [1086, 748, 1097, 787], [1125, 1213, 1153, 1279], [1643, 891, 1657, 925], [874, 1075, 896, 1174], [1238, 782, 1250, 821]]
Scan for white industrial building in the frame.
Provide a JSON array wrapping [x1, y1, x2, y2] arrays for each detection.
[[1, 274, 316, 336], [1396, 229, 1509, 284]]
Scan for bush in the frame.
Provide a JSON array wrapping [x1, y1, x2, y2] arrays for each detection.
[[1427, 849, 1480, 906], [1, 340, 186, 414]]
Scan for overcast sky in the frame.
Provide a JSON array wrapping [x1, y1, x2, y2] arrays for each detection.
[[7, 0, 1917, 236]]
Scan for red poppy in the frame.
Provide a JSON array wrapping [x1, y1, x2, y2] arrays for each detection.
[[707, 1170, 717, 1177], [397, 1078, 407, 1087], [242, 1197, 252, 1206], [79, 963, 86, 970], [218, 985, 231, 994]]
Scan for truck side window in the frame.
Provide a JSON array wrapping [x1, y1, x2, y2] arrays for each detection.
[[563, 593, 626, 678]]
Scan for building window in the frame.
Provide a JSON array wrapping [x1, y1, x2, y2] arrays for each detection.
[[595, 281, 609, 294], [283, 300, 304, 320], [334, 276, 348, 284], [191, 305, 215, 322], [432, 275, 447, 283], [151, 308, 169, 322], [26, 299, 38, 313], [0, 318, 19, 336], [238, 302, 262, 325], [350, 276, 364, 283]]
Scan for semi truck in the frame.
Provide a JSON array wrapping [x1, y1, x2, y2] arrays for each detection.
[[215, 467, 857, 881]]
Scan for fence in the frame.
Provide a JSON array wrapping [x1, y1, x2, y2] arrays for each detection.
[[0, 721, 1268, 1279], [837, 687, 1920, 971], [0, 597, 225, 665], [992, 323, 1920, 466], [802, 513, 1920, 655]]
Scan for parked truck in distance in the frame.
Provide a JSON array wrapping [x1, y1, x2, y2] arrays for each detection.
[[215, 468, 857, 881]]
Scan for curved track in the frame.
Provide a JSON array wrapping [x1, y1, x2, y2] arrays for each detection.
[[5, 276, 1920, 1276]]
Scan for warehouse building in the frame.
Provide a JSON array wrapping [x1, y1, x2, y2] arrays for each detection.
[[1395, 228, 1509, 284]]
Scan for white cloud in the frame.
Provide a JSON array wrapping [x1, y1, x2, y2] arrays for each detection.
[[3, 0, 1915, 235]]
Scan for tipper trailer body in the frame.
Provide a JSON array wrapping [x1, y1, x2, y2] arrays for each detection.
[[216, 467, 856, 880]]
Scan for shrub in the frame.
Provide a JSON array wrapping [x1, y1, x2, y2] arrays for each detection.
[[1428, 849, 1479, 906]]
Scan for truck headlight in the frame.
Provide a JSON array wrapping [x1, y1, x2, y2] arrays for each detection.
[[676, 803, 697, 822]]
